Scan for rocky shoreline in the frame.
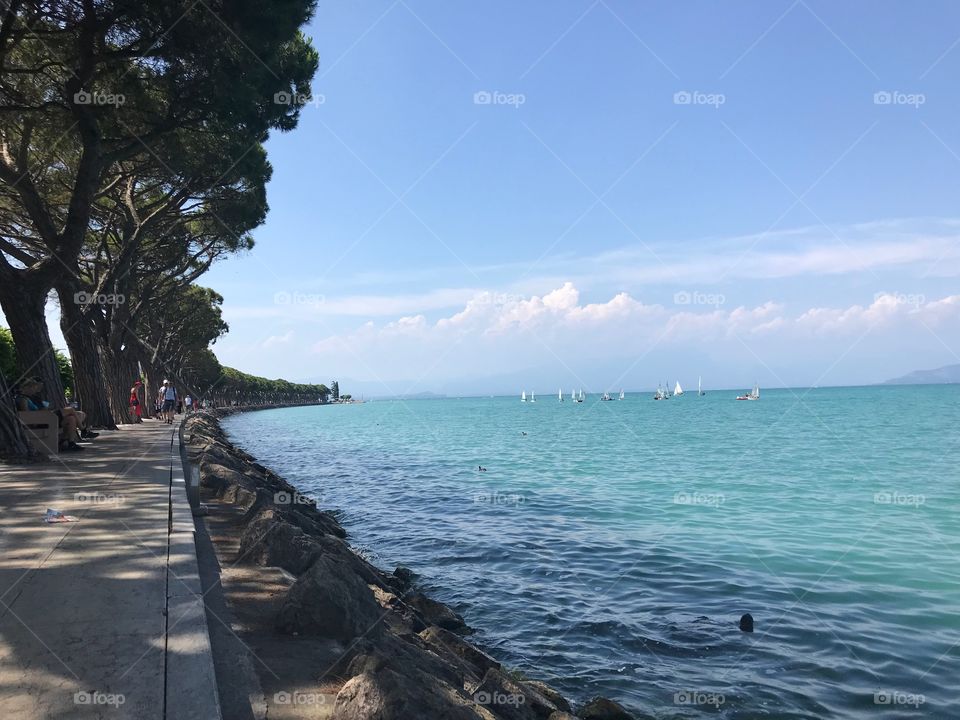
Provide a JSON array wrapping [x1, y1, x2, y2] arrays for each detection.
[[184, 407, 641, 720]]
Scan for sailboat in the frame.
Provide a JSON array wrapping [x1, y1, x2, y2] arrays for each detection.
[[619, 389, 625, 400], [601, 391, 612, 401], [530, 391, 536, 403], [558, 388, 563, 402], [570, 389, 576, 401], [698, 376, 705, 396], [736, 383, 760, 401], [654, 384, 669, 400], [521, 391, 527, 402], [576, 389, 584, 403], [674, 381, 684, 396]]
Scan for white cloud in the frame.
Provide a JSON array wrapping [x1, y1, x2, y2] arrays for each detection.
[[260, 330, 294, 348], [795, 292, 960, 335], [923, 294, 960, 324], [312, 283, 787, 352], [307, 283, 960, 385], [222, 218, 960, 338]]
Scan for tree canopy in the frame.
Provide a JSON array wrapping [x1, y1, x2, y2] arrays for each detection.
[[0, 0, 328, 458]]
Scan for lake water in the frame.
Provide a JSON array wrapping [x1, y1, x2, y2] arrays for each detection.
[[223, 385, 960, 718]]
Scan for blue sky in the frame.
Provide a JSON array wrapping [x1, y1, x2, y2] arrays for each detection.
[[47, 2, 960, 392]]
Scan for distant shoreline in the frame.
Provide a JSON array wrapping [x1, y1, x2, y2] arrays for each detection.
[[344, 381, 960, 402]]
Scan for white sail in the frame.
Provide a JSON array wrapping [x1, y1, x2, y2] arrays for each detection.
[[521, 391, 526, 402], [531, 391, 536, 402], [558, 388, 563, 401], [752, 384, 760, 399], [674, 381, 683, 396], [619, 389, 625, 400], [579, 389, 584, 401], [698, 376, 702, 394], [571, 389, 575, 400]]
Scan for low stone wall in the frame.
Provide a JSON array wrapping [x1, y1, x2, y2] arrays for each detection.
[[184, 409, 640, 720]]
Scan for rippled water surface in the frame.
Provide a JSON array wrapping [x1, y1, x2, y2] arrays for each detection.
[[224, 385, 960, 718]]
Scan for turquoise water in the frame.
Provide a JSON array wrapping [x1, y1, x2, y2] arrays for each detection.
[[223, 385, 960, 718]]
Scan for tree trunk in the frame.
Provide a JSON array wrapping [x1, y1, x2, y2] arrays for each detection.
[[100, 343, 137, 424], [147, 371, 163, 419], [56, 285, 117, 429], [0, 280, 65, 407], [0, 368, 38, 461]]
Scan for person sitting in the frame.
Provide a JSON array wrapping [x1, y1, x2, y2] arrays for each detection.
[[15, 378, 87, 451], [64, 391, 98, 439]]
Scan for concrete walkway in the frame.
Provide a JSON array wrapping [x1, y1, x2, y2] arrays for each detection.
[[0, 422, 220, 719]]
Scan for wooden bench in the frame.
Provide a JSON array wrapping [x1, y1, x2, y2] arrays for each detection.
[[18, 410, 60, 456]]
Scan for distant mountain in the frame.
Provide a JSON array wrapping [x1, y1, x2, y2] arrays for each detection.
[[883, 364, 960, 385]]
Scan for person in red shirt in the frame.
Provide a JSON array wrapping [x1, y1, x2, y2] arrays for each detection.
[[129, 381, 143, 423]]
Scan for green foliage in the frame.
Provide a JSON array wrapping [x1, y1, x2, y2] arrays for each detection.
[[211, 365, 330, 401], [183, 348, 224, 392], [0, 327, 17, 381], [0, 327, 72, 396], [55, 351, 74, 398]]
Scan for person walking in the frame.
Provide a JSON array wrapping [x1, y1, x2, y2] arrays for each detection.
[[161, 380, 178, 424]]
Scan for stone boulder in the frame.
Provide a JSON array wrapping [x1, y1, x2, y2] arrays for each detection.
[[217, 474, 260, 510], [238, 508, 324, 575], [286, 501, 348, 539], [406, 592, 470, 634], [419, 626, 500, 677], [198, 461, 244, 494], [467, 668, 547, 720], [378, 632, 466, 690], [522, 681, 571, 716], [198, 442, 246, 473], [391, 565, 415, 592], [579, 697, 635, 720], [276, 553, 385, 642], [372, 587, 428, 636], [332, 661, 495, 720]]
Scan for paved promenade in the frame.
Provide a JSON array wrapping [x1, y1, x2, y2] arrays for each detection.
[[0, 422, 220, 719]]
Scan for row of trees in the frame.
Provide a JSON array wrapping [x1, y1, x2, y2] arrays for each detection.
[[4, 323, 331, 410], [0, 0, 321, 458], [205, 367, 331, 407]]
